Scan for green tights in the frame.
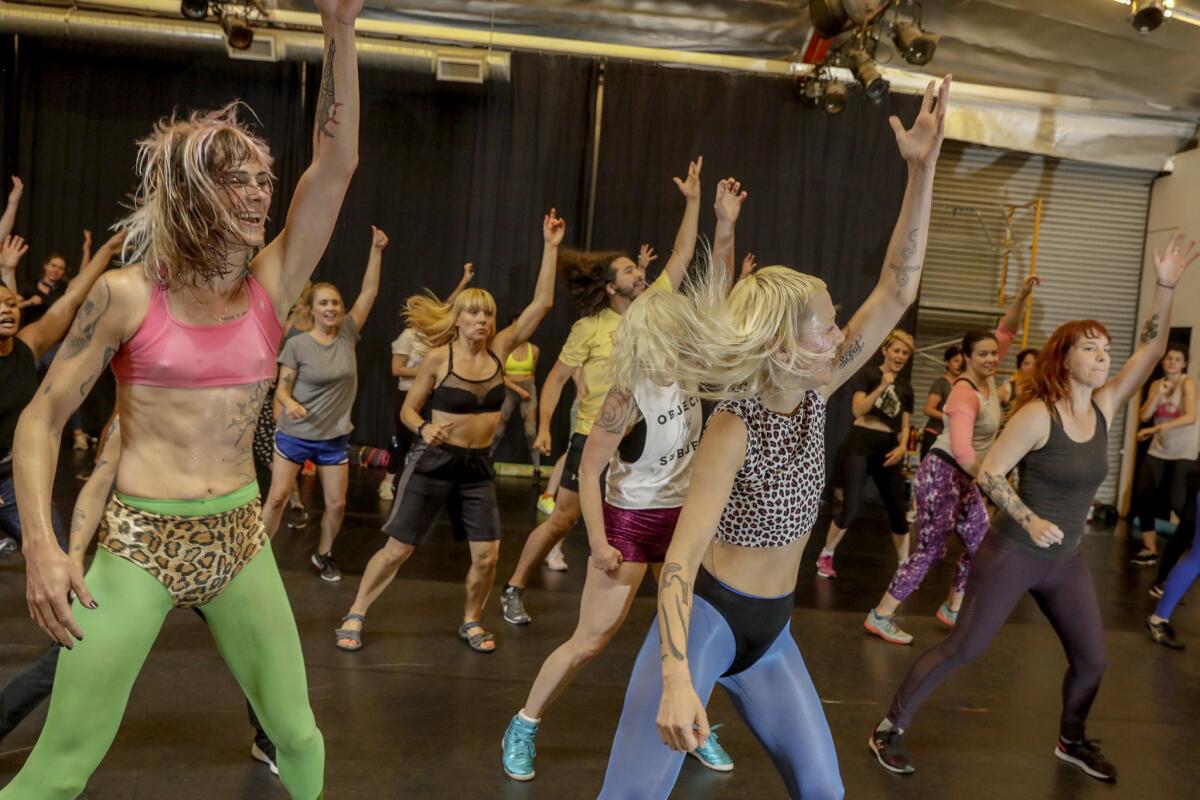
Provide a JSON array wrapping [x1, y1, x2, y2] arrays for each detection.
[[0, 543, 323, 799]]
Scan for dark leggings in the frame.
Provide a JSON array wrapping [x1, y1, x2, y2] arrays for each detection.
[[1132, 455, 1189, 535], [887, 534, 1106, 742], [1154, 464, 1200, 586], [834, 426, 908, 535]]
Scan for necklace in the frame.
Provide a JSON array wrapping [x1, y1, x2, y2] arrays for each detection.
[[184, 279, 247, 324]]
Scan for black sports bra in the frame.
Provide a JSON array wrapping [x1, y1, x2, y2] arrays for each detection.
[[429, 347, 507, 415]]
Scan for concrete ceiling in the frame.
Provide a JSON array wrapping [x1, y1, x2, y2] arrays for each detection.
[[285, 1, 1200, 114]]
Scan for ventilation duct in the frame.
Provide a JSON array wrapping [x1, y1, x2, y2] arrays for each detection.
[[0, 1, 510, 78]]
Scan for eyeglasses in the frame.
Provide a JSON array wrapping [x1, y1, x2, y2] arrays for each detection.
[[220, 172, 273, 192]]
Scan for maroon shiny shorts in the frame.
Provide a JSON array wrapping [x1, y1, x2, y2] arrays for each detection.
[[602, 503, 682, 563]]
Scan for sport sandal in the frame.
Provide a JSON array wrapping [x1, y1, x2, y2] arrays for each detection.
[[335, 613, 366, 651], [459, 620, 496, 653]]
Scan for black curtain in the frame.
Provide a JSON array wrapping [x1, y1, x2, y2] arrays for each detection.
[[312, 52, 596, 454], [4, 38, 308, 432], [593, 60, 921, 475]]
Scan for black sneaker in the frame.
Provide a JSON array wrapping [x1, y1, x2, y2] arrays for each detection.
[[869, 725, 914, 775], [1130, 549, 1159, 567], [311, 552, 342, 582], [1054, 738, 1116, 782], [1146, 618, 1185, 650]]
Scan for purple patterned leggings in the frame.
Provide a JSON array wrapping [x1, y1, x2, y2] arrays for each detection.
[[887, 455, 990, 602]]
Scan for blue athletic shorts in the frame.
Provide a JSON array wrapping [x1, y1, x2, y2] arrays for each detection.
[[274, 431, 351, 467]]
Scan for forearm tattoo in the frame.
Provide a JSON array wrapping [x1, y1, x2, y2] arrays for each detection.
[[888, 228, 923, 289], [980, 472, 1034, 527], [1141, 313, 1160, 345], [659, 562, 692, 663], [838, 336, 864, 370], [62, 279, 111, 358], [315, 39, 342, 141], [595, 389, 638, 435]]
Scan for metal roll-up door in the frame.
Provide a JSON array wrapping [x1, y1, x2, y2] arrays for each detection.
[[911, 141, 1155, 503]]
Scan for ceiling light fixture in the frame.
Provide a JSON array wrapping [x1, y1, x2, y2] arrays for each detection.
[[1131, 0, 1168, 32]]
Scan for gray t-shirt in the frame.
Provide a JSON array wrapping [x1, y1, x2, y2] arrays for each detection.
[[277, 316, 360, 441]]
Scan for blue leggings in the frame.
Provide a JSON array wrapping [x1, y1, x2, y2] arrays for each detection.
[[599, 596, 844, 799], [1156, 508, 1200, 619]]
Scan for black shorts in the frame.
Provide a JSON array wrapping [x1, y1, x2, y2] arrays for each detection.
[[559, 432, 588, 493], [382, 443, 501, 546]]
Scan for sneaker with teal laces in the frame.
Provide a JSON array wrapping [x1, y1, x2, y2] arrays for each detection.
[[502, 714, 539, 781], [688, 724, 734, 772]]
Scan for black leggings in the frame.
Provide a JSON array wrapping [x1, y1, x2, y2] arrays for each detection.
[[1155, 462, 1200, 586], [887, 534, 1106, 741], [1132, 454, 1189, 535], [834, 426, 908, 535]]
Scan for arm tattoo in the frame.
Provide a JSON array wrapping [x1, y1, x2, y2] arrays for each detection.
[[658, 562, 692, 662], [888, 261, 922, 288], [315, 39, 342, 141], [69, 509, 86, 547], [62, 279, 111, 358], [104, 415, 120, 441], [1140, 313, 1160, 345], [79, 374, 95, 396], [838, 336, 864, 370], [979, 472, 1035, 527], [595, 389, 638, 435]]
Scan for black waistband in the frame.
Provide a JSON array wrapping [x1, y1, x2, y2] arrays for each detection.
[[695, 567, 794, 677]]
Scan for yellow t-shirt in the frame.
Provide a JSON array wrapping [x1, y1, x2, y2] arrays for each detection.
[[558, 271, 672, 435]]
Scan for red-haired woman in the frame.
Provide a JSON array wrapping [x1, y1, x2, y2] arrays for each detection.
[[869, 235, 1197, 783]]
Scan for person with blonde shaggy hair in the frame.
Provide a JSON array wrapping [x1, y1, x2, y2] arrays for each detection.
[[335, 210, 565, 655], [597, 77, 951, 800], [8, 1, 363, 795]]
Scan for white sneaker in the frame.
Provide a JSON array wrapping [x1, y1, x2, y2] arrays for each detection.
[[250, 742, 279, 776], [545, 541, 568, 572], [378, 478, 395, 500], [73, 430, 90, 451]]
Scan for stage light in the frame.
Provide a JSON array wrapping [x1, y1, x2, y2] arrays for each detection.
[[1131, 0, 1167, 32], [892, 20, 939, 65], [809, 0, 890, 38], [221, 10, 255, 50], [851, 49, 888, 101], [180, 0, 209, 21], [824, 82, 848, 114]]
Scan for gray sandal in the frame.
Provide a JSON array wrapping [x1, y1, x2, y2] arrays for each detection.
[[335, 613, 366, 652], [458, 620, 496, 653]]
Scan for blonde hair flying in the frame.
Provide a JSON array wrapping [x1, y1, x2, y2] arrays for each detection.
[[609, 249, 833, 399], [118, 102, 274, 289], [405, 287, 498, 347]]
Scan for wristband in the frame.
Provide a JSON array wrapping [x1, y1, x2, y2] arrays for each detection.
[[417, 421, 429, 438], [1158, 280, 1177, 289]]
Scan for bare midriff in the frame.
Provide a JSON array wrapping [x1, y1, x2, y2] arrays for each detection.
[[114, 379, 272, 500], [432, 408, 503, 450], [701, 534, 810, 598]]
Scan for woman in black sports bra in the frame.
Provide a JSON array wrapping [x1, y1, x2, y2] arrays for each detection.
[[336, 210, 565, 654]]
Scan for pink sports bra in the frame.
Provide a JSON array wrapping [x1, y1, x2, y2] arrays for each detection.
[[111, 276, 283, 388]]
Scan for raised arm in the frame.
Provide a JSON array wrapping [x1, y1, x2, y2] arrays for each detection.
[[657, 410, 747, 753], [253, 0, 362, 314], [79, 229, 93, 275], [999, 275, 1039, 346], [975, 402, 1061, 547], [67, 416, 121, 571], [1096, 234, 1197, 420], [824, 77, 950, 397], [579, 389, 642, 572], [445, 262, 475, 306], [19, 231, 125, 361], [712, 177, 747, 289], [660, 158, 703, 290], [493, 210, 565, 358], [534, 358, 575, 456], [348, 225, 386, 330], [0, 234, 27, 297], [0, 177, 22, 247]]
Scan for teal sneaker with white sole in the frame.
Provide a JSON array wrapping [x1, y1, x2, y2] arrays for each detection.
[[502, 714, 539, 781], [688, 724, 734, 772]]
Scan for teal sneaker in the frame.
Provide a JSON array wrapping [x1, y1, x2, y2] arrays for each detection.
[[502, 714, 539, 781], [688, 724, 734, 772]]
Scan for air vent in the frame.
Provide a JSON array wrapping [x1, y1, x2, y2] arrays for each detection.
[[436, 54, 487, 84], [226, 32, 279, 62]]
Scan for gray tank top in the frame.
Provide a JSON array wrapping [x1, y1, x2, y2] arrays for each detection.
[[996, 401, 1108, 557]]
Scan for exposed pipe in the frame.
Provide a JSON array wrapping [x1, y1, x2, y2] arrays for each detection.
[[0, 1, 511, 77]]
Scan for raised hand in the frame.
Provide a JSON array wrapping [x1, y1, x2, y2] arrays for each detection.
[[370, 224, 390, 250], [82, 229, 93, 249], [740, 253, 758, 279], [1017, 274, 1041, 297], [672, 157, 703, 202], [714, 177, 747, 224], [638, 244, 658, 271], [543, 208, 566, 246], [7, 176, 23, 205], [0, 235, 28, 270], [312, 0, 363, 24], [462, 262, 476, 283], [890, 76, 951, 170], [1153, 233, 1198, 288]]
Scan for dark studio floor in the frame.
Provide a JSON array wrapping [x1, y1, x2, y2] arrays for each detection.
[[0, 451, 1196, 800]]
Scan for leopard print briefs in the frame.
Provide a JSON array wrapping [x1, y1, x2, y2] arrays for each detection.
[[100, 495, 268, 608], [713, 392, 826, 548]]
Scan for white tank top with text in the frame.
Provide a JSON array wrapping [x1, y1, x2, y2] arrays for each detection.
[[605, 381, 702, 510]]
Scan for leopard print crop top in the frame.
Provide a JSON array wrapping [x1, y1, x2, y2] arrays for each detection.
[[713, 392, 826, 548]]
